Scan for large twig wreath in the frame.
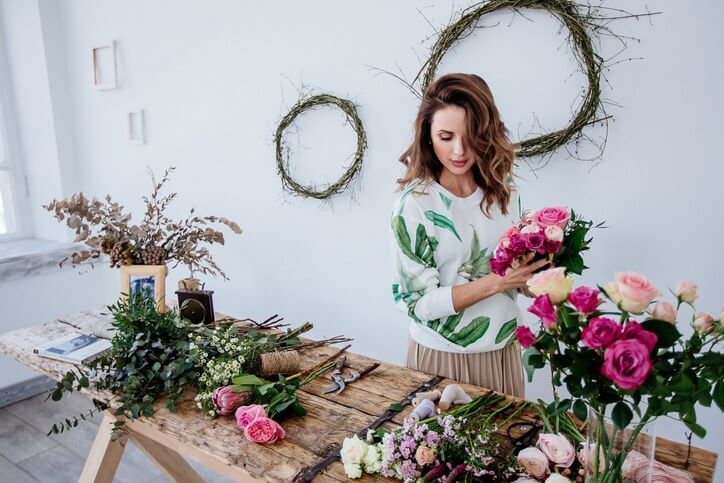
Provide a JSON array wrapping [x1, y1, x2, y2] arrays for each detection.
[[379, 0, 658, 162], [274, 94, 367, 200]]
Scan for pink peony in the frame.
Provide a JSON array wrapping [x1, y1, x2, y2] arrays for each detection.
[[517, 447, 549, 478], [212, 386, 252, 416], [651, 301, 677, 324], [693, 312, 714, 335], [535, 207, 570, 229], [523, 232, 547, 254], [620, 321, 658, 353], [675, 281, 698, 304], [235, 404, 268, 430], [581, 317, 621, 349], [516, 326, 537, 348], [527, 267, 574, 304], [528, 295, 558, 329], [567, 286, 602, 314], [610, 272, 660, 314], [601, 339, 653, 391], [538, 433, 576, 468], [244, 416, 286, 444]]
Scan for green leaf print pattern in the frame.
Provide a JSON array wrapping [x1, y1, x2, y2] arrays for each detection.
[[495, 318, 518, 344], [424, 210, 462, 241], [457, 230, 491, 280], [439, 311, 464, 338], [392, 216, 438, 268], [439, 192, 453, 210], [447, 316, 491, 348]]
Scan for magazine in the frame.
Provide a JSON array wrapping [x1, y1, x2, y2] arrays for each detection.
[[36, 332, 112, 364]]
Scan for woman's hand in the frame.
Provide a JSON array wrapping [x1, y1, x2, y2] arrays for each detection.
[[487, 256, 550, 294]]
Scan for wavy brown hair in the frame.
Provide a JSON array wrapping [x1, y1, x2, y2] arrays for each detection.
[[398, 73, 515, 217]]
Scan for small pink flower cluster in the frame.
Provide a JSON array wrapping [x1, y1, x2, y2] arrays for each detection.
[[235, 404, 286, 444], [491, 207, 570, 276]]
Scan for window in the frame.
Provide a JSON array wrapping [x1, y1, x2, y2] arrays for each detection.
[[0, 101, 24, 238]]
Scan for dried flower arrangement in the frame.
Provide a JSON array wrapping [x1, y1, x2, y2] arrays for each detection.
[[44, 166, 241, 279]]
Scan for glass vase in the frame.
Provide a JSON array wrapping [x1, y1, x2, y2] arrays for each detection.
[[584, 408, 656, 483]]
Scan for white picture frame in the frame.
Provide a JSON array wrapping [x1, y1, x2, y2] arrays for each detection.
[[128, 109, 145, 144], [92, 41, 117, 90]]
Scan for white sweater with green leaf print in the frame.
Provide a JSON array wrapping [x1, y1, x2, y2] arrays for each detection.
[[391, 180, 521, 353]]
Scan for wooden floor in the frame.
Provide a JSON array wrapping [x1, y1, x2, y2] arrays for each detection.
[[0, 391, 236, 483]]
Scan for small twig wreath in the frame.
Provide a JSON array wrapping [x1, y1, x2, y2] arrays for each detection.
[[401, 0, 658, 160], [274, 94, 367, 200]]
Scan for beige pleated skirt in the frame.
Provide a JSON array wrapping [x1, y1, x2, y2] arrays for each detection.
[[405, 336, 525, 399]]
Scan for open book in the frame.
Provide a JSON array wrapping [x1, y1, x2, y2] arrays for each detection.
[[36, 332, 112, 364]]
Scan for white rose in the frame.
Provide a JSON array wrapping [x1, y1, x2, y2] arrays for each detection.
[[344, 462, 363, 479], [545, 474, 572, 483], [513, 479, 540, 483], [521, 223, 541, 234], [675, 281, 698, 304], [340, 435, 368, 465], [544, 225, 564, 242]]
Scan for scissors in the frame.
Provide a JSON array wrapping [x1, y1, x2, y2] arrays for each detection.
[[507, 419, 543, 455], [321, 357, 380, 394]]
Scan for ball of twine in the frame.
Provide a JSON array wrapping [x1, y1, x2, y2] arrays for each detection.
[[419, 0, 604, 159], [274, 93, 367, 200], [260, 350, 300, 376]]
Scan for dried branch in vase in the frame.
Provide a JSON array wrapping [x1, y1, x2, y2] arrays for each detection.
[[44, 166, 242, 279]]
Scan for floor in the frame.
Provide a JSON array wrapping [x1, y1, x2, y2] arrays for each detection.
[[0, 391, 236, 482]]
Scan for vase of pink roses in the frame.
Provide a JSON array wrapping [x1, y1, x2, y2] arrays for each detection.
[[517, 269, 723, 482]]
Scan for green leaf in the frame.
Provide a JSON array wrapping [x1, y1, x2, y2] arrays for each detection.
[[447, 317, 490, 348], [232, 374, 267, 387], [439, 311, 464, 338], [391, 216, 424, 264], [641, 320, 681, 349], [424, 210, 462, 241], [685, 420, 707, 438], [612, 402, 633, 429], [670, 372, 694, 393], [389, 403, 403, 413], [438, 192, 452, 209], [495, 318, 518, 344], [714, 381, 724, 411], [51, 389, 63, 401], [573, 399, 587, 421], [522, 348, 543, 383]]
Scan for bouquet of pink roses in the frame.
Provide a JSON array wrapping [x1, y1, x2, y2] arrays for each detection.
[[491, 207, 601, 277]]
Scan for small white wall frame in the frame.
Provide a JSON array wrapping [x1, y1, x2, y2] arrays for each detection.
[[128, 109, 145, 144], [92, 41, 117, 90]]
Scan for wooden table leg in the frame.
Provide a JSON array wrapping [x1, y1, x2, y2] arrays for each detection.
[[78, 411, 127, 483], [127, 427, 205, 483]]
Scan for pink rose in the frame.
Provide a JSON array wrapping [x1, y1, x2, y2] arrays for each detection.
[[212, 386, 252, 416], [567, 286, 602, 314], [544, 239, 562, 254], [610, 272, 660, 314], [235, 404, 268, 430], [490, 258, 509, 276], [693, 312, 714, 335], [675, 281, 698, 304], [620, 321, 657, 353], [601, 339, 653, 391], [581, 317, 621, 349], [244, 416, 286, 444], [517, 447, 549, 478], [523, 232, 547, 254], [537, 433, 575, 468], [535, 207, 570, 229], [527, 267, 574, 304], [508, 234, 528, 255], [578, 442, 606, 470], [516, 326, 537, 348], [415, 445, 436, 466], [528, 295, 558, 329], [495, 247, 513, 264], [500, 225, 520, 243], [651, 301, 677, 324]]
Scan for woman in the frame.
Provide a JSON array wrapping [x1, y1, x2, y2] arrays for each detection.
[[391, 73, 547, 398]]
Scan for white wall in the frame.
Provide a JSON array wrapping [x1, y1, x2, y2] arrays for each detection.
[[1, 0, 722, 463]]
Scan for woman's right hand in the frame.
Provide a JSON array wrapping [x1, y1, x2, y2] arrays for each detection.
[[488, 256, 551, 294]]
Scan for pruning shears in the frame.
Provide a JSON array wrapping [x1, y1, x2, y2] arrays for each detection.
[[321, 356, 380, 394], [507, 419, 543, 456]]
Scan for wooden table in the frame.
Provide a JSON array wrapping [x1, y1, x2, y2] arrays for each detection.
[[0, 309, 718, 482]]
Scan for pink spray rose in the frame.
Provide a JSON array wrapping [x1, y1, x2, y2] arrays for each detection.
[[537, 433, 576, 467], [620, 321, 658, 353], [528, 295, 558, 329], [601, 339, 653, 391], [508, 234, 528, 255], [235, 404, 268, 430], [490, 257, 509, 276], [516, 326, 537, 348], [610, 272, 660, 314], [567, 286, 602, 314], [535, 207, 570, 229], [651, 301, 677, 324], [581, 317, 621, 349], [523, 232, 547, 254], [675, 281, 698, 304], [517, 447, 549, 479], [212, 386, 252, 416], [244, 416, 286, 444], [527, 267, 574, 304], [693, 312, 714, 335]]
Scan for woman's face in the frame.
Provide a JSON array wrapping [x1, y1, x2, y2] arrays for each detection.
[[430, 104, 475, 179]]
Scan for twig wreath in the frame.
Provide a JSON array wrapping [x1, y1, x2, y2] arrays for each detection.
[[274, 94, 367, 200], [375, 0, 658, 162]]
